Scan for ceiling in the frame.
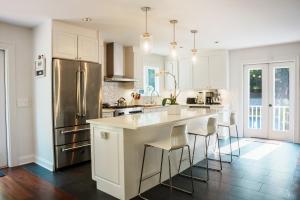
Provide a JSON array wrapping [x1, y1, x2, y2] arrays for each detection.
[[0, 0, 300, 55]]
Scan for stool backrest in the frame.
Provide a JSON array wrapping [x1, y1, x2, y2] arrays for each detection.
[[207, 117, 217, 135], [230, 113, 236, 125], [170, 124, 188, 149]]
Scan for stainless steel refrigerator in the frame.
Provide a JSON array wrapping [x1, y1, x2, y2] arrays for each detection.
[[52, 58, 102, 169]]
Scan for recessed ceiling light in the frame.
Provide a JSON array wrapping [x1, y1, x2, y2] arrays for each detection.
[[214, 41, 219, 44], [82, 17, 92, 22]]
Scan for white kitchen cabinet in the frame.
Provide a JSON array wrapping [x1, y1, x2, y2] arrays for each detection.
[[52, 21, 99, 63], [178, 57, 193, 90], [209, 54, 228, 89], [164, 59, 178, 90], [174, 51, 228, 90], [53, 31, 78, 60], [192, 56, 209, 89], [78, 35, 99, 63], [92, 126, 123, 188]]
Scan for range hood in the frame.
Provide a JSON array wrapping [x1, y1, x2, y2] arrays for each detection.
[[104, 42, 136, 82]]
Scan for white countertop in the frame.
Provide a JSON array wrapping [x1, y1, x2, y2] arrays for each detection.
[[87, 109, 217, 130]]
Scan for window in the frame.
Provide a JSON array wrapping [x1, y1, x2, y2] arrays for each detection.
[[143, 66, 160, 96]]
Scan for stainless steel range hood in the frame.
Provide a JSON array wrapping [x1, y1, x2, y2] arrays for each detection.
[[105, 42, 136, 82]]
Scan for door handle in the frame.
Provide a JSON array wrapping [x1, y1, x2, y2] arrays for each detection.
[[76, 70, 82, 117], [60, 128, 90, 134], [82, 70, 87, 117], [269, 104, 272, 107], [61, 144, 91, 152]]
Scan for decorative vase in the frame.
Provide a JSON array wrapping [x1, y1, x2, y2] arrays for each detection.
[[167, 105, 182, 115]]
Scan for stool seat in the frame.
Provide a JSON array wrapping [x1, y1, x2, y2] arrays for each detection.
[[189, 128, 215, 137], [147, 139, 172, 151], [218, 122, 232, 127]]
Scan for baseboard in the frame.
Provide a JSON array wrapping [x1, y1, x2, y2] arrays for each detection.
[[18, 154, 35, 166], [34, 156, 54, 171]]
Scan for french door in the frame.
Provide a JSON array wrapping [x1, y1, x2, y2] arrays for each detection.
[[243, 62, 295, 141], [0, 49, 7, 168]]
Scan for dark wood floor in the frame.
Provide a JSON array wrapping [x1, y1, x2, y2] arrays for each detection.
[[0, 138, 299, 200]]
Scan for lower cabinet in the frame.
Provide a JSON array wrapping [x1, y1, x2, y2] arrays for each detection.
[[92, 126, 122, 185]]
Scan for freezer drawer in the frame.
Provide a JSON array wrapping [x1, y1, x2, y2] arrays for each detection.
[[55, 141, 91, 169], [54, 125, 90, 146]]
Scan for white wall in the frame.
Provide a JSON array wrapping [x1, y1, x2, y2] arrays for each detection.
[[0, 22, 34, 166], [229, 42, 300, 143], [32, 20, 54, 170]]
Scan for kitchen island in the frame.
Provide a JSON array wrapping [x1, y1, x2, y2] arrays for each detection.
[[87, 108, 218, 200]]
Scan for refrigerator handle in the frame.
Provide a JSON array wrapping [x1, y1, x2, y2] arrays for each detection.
[[82, 70, 87, 117], [76, 70, 82, 117]]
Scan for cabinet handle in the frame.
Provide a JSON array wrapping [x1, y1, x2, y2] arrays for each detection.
[[101, 132, 109, 139]]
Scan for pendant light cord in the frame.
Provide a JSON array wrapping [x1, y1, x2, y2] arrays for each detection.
[[145, 8, 148, 33], [193, 32, 196, 49], [173, 22, 176, 42]]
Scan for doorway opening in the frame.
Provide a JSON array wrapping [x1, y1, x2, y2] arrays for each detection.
[[0, 49, 8, 172], [243, 62, 295, 141]]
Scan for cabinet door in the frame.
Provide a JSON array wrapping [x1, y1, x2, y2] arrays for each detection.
[[209, 54, 228, 89], [93, 128, 121, 184], [164, 60, 178, 90], [193, 56, 209, 89], [78, 35, 99, 63], [53, 31, 78, 60], [178, 58, 192, 90]]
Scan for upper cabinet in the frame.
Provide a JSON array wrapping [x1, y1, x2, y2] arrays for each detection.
[[178, 57, 193, 90], [193, 56, 209, 89], [208, 53, 228, 89], [176, 50, 229, 90], [52, 21, 99, 63], [77, 35, 99, 63]]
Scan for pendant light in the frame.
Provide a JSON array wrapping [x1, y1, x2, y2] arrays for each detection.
[[140, 7, 153, 54], [191, 30, 198, 63], [169, 20, 178, 58]]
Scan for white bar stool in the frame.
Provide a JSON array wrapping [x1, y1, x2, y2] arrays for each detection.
[[138, 124, 194, 199], [178, 117, 222, 182], [218, 112, 241, 163]]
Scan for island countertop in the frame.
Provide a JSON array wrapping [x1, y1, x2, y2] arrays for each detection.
[[87, 109, 217, 129]]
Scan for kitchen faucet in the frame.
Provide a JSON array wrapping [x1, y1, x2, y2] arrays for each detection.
[[150, 89, 160, 105]]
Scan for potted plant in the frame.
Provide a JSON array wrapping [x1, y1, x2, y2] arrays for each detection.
[[158, 71, 182, 115]]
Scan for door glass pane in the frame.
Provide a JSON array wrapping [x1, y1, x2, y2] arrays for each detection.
[[248, 69, 262, 129], [273, 67, 289, 131]]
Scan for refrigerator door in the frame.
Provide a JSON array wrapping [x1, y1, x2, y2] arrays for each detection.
[[81, 61, 102, 122], [53, 59, 83, 128]]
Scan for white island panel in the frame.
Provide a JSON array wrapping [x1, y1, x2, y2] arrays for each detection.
[[88, 109, 218, 200]]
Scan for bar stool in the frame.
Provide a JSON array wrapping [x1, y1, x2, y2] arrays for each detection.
[[138, 124, 194, 199], [178, 117, 222, 182], [218, 112, 241, 163]]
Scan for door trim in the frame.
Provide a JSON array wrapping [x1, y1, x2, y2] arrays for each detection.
[[0, 42, 17, 167]]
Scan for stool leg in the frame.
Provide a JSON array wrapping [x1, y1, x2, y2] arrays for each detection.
[[216, 133, 222, 171], [192, 135, 197, 165], [138, 145, 147, 195], [178, 148, 184, 174], [205, 136, 209, 181], [187, 145, 194, 193], [228, 127, 233, 163], [168, 151, 172, 190], [159, 149, 164, 184], [235, 125, 241, 156]]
